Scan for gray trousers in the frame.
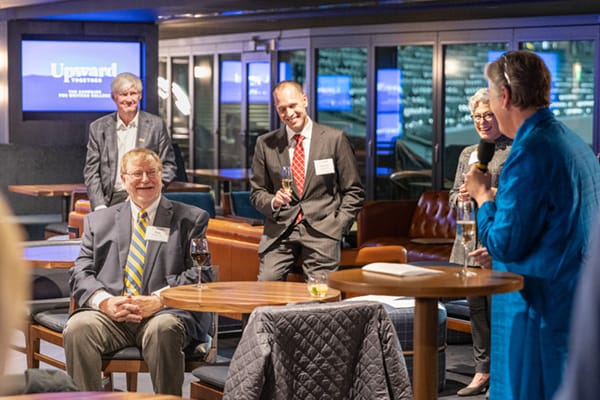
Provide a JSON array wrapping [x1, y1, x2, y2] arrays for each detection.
[[258, 221, 340, 281], [468, 295, 491, 373], [63, 310, 187, 395]]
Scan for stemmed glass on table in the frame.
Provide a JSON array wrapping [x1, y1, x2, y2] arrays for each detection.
[[190, 237, 211, 289], [456, 199, 477, 278], [281, 166, 293, 209]]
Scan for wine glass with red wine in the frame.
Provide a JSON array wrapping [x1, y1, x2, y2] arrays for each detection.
[[190, 237, 210, 289]]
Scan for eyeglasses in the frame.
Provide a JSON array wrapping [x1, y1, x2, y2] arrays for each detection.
[[501, 55, 512, 89], [471, 112, 495, 123], [125, 169, 160, 179]]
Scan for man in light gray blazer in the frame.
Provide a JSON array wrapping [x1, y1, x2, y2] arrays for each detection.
[[84, 72, 177, 211], [64, 149, 212, 395], [250, 81, 364, 281]]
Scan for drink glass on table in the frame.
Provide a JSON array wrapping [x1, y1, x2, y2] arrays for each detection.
[[456, 199, 477, 278], [307, 271, 329, 297], [281, 166, 293, 209], [190, 237, 210, 289]]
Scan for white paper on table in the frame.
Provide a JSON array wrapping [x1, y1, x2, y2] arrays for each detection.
[[362, 262, 444, 277], [345, 295, 416, 308], [345, 295, 446, 311]]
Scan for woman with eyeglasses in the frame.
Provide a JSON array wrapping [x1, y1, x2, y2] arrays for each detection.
[[449, 88, 512, 397], [464, 51, 600, 399]]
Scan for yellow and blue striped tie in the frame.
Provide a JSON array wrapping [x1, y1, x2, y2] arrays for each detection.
[[124, 209, 148, 296]]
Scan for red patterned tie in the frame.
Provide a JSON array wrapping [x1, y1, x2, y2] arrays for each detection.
[[292, 134, 305, 195], [292, 134, 305, 223]]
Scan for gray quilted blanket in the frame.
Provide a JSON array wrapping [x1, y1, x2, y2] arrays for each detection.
[[223, 301, 413, 399]]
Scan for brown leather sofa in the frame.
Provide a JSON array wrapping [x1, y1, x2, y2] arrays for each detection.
[[356, 191, 456, 262]]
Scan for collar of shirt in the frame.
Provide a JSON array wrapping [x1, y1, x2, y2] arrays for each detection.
[[117, 112, 139, 131], [286, 117, 313, 145], [129, 196, 161, 226]]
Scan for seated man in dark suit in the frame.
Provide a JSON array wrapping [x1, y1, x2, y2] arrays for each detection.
[[64, 148, 212, 395]]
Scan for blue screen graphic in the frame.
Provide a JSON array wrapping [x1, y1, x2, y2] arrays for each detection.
[[220, 61, 271, 103], [22, 40, 142, 112], [317, 75, 352, 111], [376, 68, 403, 142]]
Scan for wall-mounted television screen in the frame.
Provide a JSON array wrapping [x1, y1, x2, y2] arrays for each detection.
[[21, 39, 143, 114]]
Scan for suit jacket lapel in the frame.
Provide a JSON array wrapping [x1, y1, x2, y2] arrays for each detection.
[[136, 110, 149, 148], [141, 197, 172, 289], [275, 128, 290, 168], [303, 123, 324, 191], [116, 202, 132, 272], [105, 113, 119, 183]]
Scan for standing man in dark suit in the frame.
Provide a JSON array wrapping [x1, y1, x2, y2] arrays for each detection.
[[250, 80, 364, 281], [64, 148, 212, 395], [84, 72, 177, 211]]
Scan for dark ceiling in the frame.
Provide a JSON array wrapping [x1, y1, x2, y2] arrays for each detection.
[[0, 0, 599, 39]]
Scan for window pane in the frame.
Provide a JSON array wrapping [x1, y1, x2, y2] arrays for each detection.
[[171, 57, 191, 163], [246, 61, 271, 168], [193, 55, 215, 169], [219, 54, 242, 168], [521, 40, 594, 146], [278, 50, 306, 85], [376, 45, 433, 200], [443, 43, 509, 188], [158, 59, 168, 122], [316, 47, 367, 189]]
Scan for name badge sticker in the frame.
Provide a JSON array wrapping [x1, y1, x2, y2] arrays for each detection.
[[146, 226, 170, 242], [314, 158, 335, 175]]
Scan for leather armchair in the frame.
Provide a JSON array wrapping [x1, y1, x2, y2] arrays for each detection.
[[357, 191, 456, 262], [67, 199, 91, 239]]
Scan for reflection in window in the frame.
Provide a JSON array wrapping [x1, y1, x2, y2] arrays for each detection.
[[316, 47, 367, 187], [375, 46, 433, 200], [158, 59, 168, 123], [219, 54, 242, 168], [443, 42, 508, 188], [278, 50, 306, 86], [193, 55, 215, 170], [277, 50, 306, 132], [171, 57, 190, 162], [521, 40, 594, 146], [246, 62, 271, 169]]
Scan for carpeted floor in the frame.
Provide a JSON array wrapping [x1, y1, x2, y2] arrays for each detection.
[[7, 326, 486, 399]]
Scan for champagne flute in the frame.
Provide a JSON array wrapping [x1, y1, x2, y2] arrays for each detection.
[[281, 166, 293, 209], [190, 237, 210, 289], [456, 199, 477, 278]]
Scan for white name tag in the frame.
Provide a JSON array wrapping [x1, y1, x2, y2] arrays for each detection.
[[314, 158, 335, 175], [146, 226, 170, 242]]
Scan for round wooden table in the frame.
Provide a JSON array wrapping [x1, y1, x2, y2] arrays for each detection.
[[327, 266, 524, 400], [161, 281, 341, 314]]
